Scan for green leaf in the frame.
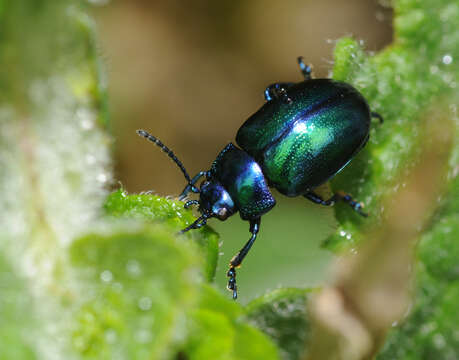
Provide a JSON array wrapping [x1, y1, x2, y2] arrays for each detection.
[[104, 189, 219, 282], [327, 0, 459, 251], [245, 288, 313, 360], [69, 224, 202, 359], [0, 1, 111, 358], [377, 270, 459, 360], [180, 284, 280, 360], [324, 1, 459, 358], [418, 215, 459, 282], [0, 251, 37, 359], [377, 200, 459, 359]]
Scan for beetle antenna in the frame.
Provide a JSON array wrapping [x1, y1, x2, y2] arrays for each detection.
[[137, 130, 192, 184]]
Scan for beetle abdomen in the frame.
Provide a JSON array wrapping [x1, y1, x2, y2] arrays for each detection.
[[237, 79, 371, 196]]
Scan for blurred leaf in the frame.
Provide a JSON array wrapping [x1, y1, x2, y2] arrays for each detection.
[[418, 215, 459, 282], [0, 252, 37, 359], [377, 270, 459, 360], [324, 1, 459, 359], [105, 189, 219, 282], [180, 284, 280, 360], [377, 214, 459, 359], [0, 1, 110, 358], [327, 0, 459, 251], [245, 288, 313, 360], [70, 224, 202, 359], [304, 114, 453, 360]]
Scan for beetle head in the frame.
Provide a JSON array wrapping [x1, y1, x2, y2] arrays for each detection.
[[198, 181, 236, 221]]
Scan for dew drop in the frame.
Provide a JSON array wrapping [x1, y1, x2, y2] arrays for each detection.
[[112, 282, 123, 292], [126, 260, 141, 276], [100, 270, 113, 283], [81, 118, 93, 130], [430, 65, 439, 74], [442, 54, 453, 65], [87, 0, 111, 5], [105, 329, 117, 344], [420, 322, 435, 335], [97, 173, 108, 183], [73, 336, 86, 350], [135, 329, 152, 344], [86, 154, 96, 165], [77, 108, 94, 130], [433, 333, 446, 349], [443, 73, 453, 84], [138, 297, 152, 311]]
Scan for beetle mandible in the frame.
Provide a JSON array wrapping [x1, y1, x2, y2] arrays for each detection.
[[137, 57, 382, 299]]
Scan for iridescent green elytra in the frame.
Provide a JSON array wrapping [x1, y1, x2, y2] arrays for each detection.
[[236, 79, 371, 196], [137, 57, 382, 299]]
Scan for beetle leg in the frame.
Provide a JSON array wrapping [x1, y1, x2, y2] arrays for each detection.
[[184, 200, 199, 209], [226, 218, 261, 300], [179, 214, 208, 233], [297, 56, 312, 80], [264, 83, 294, 104], [304, 191, 368, 217], [371, 111, 384, 124], [178, 171, 208, 200]]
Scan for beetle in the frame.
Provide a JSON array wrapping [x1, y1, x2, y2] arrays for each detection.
[[137, 57, 382, 299]]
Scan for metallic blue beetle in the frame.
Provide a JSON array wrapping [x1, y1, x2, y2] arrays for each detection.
[[138, 57, 382, 299]]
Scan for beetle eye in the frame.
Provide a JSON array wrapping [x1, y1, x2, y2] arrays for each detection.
[[217, 208, 228, 219]]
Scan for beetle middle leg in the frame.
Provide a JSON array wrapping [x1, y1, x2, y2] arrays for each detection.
[[371, 111, 384, 124], [264, 83, 294, 104], [227, 218, 261, 300], [304, 190, 368, 217]]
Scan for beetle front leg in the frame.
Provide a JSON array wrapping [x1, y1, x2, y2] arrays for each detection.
[[178, 171, 208, 200], [227, 218, 261, 300], [304, 190, 368, 217]]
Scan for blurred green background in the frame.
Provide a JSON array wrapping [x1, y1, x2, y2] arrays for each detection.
[[91, 0, 393, 302]]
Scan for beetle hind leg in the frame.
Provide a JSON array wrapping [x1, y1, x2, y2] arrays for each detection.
[[264, 83, 294, 104], [297, 56, 312, 80], [304, 190, 368, 217]]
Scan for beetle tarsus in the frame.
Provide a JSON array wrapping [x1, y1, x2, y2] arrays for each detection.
[[304, 191, 368, 217], [184, 200, 199, 209], [227, 267, 238, 299], [180, 214, 208, 233]]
